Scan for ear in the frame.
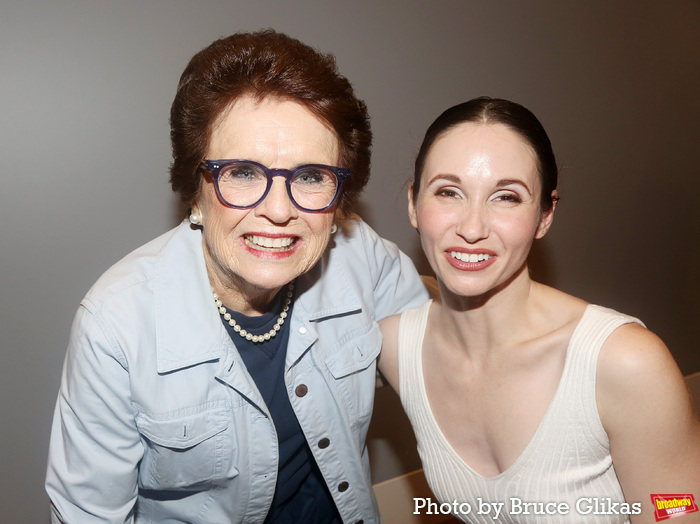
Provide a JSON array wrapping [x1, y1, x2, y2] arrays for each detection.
[[408, 182, 419, 229], [535, 190, 558, 239]]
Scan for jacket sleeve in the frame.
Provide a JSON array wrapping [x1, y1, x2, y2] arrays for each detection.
[[357, 220, 429, 319], [46, 301, 142, 523]]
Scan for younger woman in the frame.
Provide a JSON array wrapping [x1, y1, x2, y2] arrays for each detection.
[[379, 97, 700, 523]]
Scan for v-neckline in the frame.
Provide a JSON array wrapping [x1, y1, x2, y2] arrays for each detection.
[[417, 302, 593, 481]]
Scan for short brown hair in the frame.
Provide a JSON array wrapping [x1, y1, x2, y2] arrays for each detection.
[[169, 30, 372, 213]]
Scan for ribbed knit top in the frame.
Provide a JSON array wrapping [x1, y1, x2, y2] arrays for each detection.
[[398, 301, 642, 523]]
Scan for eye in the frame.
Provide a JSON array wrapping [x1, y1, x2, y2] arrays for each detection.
[[493, 192, 523, 204], [434, 187, 460, 199], [293, 168, 334, 186], [225, 164, 260, 181]]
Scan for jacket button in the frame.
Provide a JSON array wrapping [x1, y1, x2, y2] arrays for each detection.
[[295, 384, 308, 397], [318, 438, 330, 449], [355, 520, 364, 524], [338, 481, 349, 492]]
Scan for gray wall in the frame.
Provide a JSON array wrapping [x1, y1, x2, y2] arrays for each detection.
[[1, 1, 698, 521]]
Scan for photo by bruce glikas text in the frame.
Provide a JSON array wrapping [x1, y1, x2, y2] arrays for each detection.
[[413, 496, 642, 520]]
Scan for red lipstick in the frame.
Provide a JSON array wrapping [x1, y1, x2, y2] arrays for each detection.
[[444, 248, 496, 271]]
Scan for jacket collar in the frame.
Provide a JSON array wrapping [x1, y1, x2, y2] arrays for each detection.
[[154, 221, 226, 373], [295, 238, 363, 322], [153, 221, 362, 373]]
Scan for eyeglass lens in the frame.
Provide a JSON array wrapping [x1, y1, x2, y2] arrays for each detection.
[[217, 162, 339, 210]]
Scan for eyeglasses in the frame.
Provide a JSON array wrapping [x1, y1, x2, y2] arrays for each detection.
[[202, 159, 350, 213]]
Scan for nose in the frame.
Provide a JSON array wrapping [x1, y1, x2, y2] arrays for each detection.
[[254, 176, 298, 223], [456, 202, 489, 243]]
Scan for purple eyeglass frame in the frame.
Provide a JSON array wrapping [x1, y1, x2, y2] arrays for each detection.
[[201, 159, 350, 213]]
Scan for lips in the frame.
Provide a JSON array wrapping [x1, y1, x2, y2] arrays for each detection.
[[244, 234, 297, 252], [450, 251, 492, 263], [446, 249, 496, 270]]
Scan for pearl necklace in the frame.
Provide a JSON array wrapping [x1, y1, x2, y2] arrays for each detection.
[[213, 283, 294, 344]]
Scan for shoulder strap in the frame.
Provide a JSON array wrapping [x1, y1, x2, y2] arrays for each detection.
[[397, 300, 432, 412], [554, 304, 644, 445]]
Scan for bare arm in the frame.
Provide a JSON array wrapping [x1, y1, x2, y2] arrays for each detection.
[[378, 315, 401, 392], [597, 323, 700, 523]]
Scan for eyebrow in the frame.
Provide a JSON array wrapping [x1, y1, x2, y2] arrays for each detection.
[[496, 179, 533, 195], [427, 174, 461, 184], [428, 174, 533, 196]]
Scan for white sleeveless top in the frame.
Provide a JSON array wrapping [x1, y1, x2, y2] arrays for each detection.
[[398, 301, 643, 523]]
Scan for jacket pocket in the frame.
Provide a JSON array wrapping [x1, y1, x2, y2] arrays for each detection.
[[323, 324, 382, 432], [324, 323, 382, 379], [134, 401, 233, 490]]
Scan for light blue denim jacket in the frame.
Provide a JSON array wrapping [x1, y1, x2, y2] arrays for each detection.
[[46, 218, 427, 524]]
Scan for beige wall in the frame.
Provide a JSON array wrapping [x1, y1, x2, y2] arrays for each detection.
[[1, 1, 698, 521]]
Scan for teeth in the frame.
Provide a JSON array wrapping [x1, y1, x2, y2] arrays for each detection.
[[450, 251, 492, 263], [246, 235, 295, 250]]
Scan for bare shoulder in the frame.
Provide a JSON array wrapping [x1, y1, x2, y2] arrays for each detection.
[[598, 323, 685, 397], [378, 314, 401, 391], [597, 322, 697, 431], [596, 321, 700, 514]]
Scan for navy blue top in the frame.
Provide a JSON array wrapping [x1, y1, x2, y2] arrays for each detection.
[[221, 287, 341, 524]]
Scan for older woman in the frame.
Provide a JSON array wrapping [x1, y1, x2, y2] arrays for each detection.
[[46, 30, 427, 523], [380, 98, 700, 523]]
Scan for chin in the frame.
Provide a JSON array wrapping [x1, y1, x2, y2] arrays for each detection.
[[246, 273, 297, 292], [434, 269, 500, 298], [442, 282, 490, 300]]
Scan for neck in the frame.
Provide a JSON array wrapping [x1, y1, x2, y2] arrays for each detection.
[[212, 278, 285, 317], [437, 263, 541, 355], [203, 249, 283, 317]]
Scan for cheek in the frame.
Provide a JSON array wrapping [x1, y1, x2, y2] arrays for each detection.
[[307, 211, 334, 234], [307, 234, 331, 265], [492, 213, 541, 247], [199, 182, 245, 227], [303, 214, 334, 253], [207, 209, 241, 236], [200, 202, 247, 254], [415, 203, 455, 238]]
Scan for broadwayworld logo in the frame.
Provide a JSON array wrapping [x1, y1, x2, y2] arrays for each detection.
[[651, 494, 698, 521]]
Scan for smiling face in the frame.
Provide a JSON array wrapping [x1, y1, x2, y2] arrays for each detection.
[[194, 95, 339, 311], [409, 122, 555, 300]]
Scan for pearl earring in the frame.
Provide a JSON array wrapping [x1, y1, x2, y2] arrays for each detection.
[[330, 223, 337, 234], [189, 212, 201, 225]]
